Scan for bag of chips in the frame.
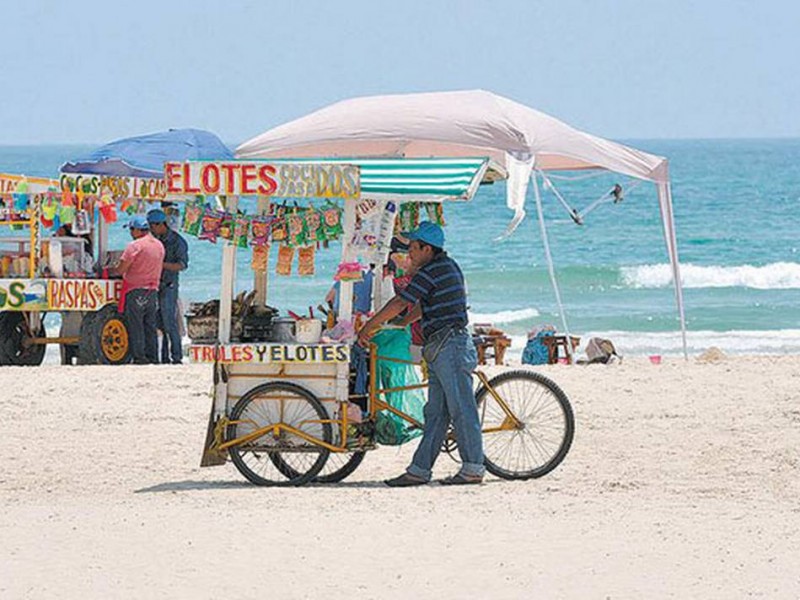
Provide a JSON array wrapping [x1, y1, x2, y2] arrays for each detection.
[[199, 207, 224, 243], [219, 212, 234, 241], [287, 211, 307, 247], [250, 215, 272, 247], [250, 244, 269, 272], [233, 215, 250, 249], [276, 244, 294, 276], [182, 199, 204, 237], [305, 207, 322, 242], [424, 202, 445, 226], [321, 203, 343, 240], [297, 245, 315, 276], [397, 202, 419, 233], [271, 206, 288, 242]]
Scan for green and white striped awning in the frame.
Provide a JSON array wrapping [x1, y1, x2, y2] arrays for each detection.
[[294, 157, 489, 202]]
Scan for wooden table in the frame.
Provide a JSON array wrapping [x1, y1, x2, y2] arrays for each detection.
[[473, 335, 512, 366], [542, 335, 581, 364]]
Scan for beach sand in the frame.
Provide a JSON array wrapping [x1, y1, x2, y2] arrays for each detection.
[[1, 356, 799, 599]]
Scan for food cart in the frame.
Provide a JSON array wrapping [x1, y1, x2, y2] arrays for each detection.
[[171, 157, 575, 486], [0, 171, 141, 365], [0, 129, 232, 366]]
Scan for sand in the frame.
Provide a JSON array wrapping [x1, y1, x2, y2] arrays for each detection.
[[1, 356, 799, 599]]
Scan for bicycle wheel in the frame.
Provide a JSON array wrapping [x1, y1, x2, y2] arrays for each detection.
[[227, 382, 331, 486], [478, 370, 574, 480], [272, 450, 366, 484]]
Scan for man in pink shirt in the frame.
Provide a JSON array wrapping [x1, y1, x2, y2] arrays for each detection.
[[116, 215, 165, 364]]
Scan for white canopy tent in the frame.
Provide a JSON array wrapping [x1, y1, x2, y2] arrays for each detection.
[[237, 90, 687, 357]]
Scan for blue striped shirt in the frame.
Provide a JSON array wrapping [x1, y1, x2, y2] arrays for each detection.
[[398, 252, 468, 339]]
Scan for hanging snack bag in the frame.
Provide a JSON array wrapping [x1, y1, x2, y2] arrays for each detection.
[[199, 207, 224, 243], [297, 245, 316, 276], [397, 202, 419, 233], [233, 215, 250, 249], [424, 202, 446, 226], [287, 211, 307, 247], [219, 212, 234, 241], [182, 199, 204, 237], [276, 244, 294, 276], [271, 205, 288, 242], [321, 203, 344, 240], [250, 215, 272, 247], [250, 244, 269, 272], [305, 207, 322, 242]]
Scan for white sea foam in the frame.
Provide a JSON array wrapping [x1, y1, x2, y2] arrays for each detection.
[[505, 328, 800, 361], [620, 262, 800, 289], [469, 307, 539, 324]]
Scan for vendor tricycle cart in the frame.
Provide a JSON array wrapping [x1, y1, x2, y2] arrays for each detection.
[[175, 158, 574, 485]]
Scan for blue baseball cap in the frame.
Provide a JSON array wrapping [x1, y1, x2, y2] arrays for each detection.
[[404, 221, 445, 249], [147, 208, 167, 224], [125, 215, 150, 230]]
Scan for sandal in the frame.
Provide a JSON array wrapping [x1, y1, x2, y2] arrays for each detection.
[[439, 473, 484, 486]]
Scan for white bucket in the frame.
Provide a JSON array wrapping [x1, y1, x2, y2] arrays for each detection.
[[295, 319, 323, 343]]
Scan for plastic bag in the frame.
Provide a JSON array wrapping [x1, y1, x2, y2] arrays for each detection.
[[372, 327, 425, 445]]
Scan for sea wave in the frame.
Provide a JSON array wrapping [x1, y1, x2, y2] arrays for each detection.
[[504, 328, 800, 360], [621, 262, 800, 289], [468, 307, 539, 324]]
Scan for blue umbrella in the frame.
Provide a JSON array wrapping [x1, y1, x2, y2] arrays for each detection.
[[61, 128, 233, 177]]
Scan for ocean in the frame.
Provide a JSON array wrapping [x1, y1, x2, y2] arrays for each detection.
[[2, 139, 799, 357]]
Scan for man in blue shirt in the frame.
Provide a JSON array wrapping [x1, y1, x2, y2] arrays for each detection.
[[358, 222, 483, 486], [147, 209, 189, 364]]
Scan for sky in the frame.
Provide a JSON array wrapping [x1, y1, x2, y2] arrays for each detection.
[[2, 0, 798, 145]]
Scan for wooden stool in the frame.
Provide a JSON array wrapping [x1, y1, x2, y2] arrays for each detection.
[[542, 335, 581, 364], [473, 335, 512, 365]]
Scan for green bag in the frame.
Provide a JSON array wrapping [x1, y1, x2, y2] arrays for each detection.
[[372, 327, 425, 445]]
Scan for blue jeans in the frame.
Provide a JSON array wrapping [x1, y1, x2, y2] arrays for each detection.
[[158, 283, 182, 364], [124, 289, 159, 364], [407, 327, 485, 480]]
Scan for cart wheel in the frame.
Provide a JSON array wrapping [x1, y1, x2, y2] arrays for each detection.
[[227, 382, 332, 486], [0, 312, 46, 366], [478, 370, 574, 480], [272, 450, 366, 484], [78, 306, 131, 365]]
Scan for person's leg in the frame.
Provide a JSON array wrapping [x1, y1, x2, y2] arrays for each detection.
[[124, 290, 146, 364], [157, 287, 170, 363], [406, 369, 450, 481], [143, 290, 160, 364], [162, 284, 182, 364], [436, 331, 484, 477]]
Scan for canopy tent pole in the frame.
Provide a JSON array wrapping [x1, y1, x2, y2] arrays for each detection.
[[655, 172, 689, 359], [532, 170, 573, 359]]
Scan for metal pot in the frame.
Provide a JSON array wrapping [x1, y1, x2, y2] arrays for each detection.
[[271, 317, 296, 343]]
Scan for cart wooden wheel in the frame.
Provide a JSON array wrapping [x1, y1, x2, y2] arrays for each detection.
[[0, 312, 46, 366], [78, 305, 132, 365], [478, 370, 574, 480], [272, 450, 366, 484], [99, 317, 129, 363], [227, 382, 332, 486]]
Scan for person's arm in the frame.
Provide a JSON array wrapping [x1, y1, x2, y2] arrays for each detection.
[[163, 236, 188, 272], [114, 257, 132, 276], [399, 302, 422, 326], [114, 245, 136, 276], [357, 268, 432, 345], [357, 296, 412, 346]]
